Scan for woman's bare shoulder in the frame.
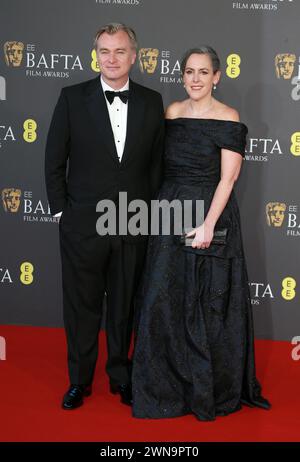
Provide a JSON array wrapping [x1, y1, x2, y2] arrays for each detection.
[[214, 101, 240, 122]]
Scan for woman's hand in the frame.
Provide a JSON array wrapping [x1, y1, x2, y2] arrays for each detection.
[[186, 223, 214, 249]]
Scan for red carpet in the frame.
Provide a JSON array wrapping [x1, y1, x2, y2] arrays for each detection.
[[0, 325, 299, 442]]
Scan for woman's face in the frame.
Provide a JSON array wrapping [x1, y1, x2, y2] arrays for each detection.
[[183, 53, 220, 101]]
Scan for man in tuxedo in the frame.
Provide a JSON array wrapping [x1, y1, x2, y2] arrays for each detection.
[[45, 23, 164, 410]]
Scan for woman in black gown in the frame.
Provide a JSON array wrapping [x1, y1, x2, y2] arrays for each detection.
[[132, 46, 270, 421]]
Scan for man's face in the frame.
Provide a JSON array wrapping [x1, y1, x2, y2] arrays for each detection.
[[96, 31, 136, 87], [269, 204, 285, 227], [276, 54, 296, 79], [6, 42, 23, 67], [140, 49, 158, 73], [4, 190, 21, 212]]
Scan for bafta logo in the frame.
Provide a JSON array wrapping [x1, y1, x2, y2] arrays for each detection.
[[275, 54, 296, 80], [4, 41, 24, 67], [138, 48, 159, 74], [2, 188, 21, 213], [266, 202, 286, 227]]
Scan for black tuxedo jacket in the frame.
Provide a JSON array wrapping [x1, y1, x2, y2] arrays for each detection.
[[45, 77, 165, 233]]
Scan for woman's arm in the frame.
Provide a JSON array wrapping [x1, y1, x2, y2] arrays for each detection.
[[188, 149, 243, 249]]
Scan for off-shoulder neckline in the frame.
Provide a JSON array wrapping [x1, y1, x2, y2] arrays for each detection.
[[166, 117, 247, 129]]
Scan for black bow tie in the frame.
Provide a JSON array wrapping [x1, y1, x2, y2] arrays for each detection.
[[105, 90, 129, 105]]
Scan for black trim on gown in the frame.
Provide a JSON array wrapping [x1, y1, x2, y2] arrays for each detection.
[[132, 118, 271, 421]]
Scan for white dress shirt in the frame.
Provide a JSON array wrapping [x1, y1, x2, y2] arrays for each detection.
[[101, 75, 129, 163], [53, 77, 129, 218]]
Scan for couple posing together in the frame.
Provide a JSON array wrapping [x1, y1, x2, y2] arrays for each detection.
[[45, 23, 270, 421]]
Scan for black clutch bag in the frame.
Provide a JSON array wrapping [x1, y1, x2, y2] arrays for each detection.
[[180, 228, 228, 246]]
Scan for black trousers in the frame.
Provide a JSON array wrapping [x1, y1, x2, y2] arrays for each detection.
[[59, 207, 147, 386]]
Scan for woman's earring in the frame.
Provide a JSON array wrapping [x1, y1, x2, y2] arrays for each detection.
[[213, 84, 217, 90]]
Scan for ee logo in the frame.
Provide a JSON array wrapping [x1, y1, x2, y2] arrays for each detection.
[[20, 262, 34, 285], [290, 132, 300, 156], [281, 277, 296, 301], [91, 50, 100, 73], [226, 54, 241, 79], [23, 119, 37, 143]]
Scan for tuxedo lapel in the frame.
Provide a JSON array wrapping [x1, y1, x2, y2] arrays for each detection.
[[121, 79, 145, 165], [84, 77, 119, 165]]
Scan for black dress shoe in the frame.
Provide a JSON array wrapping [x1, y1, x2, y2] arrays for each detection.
[[110, 383, 132, 406], [62, 384, 92, 410]]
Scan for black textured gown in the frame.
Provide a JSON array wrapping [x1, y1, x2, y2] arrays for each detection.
[[132, 118, 270, 421]]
